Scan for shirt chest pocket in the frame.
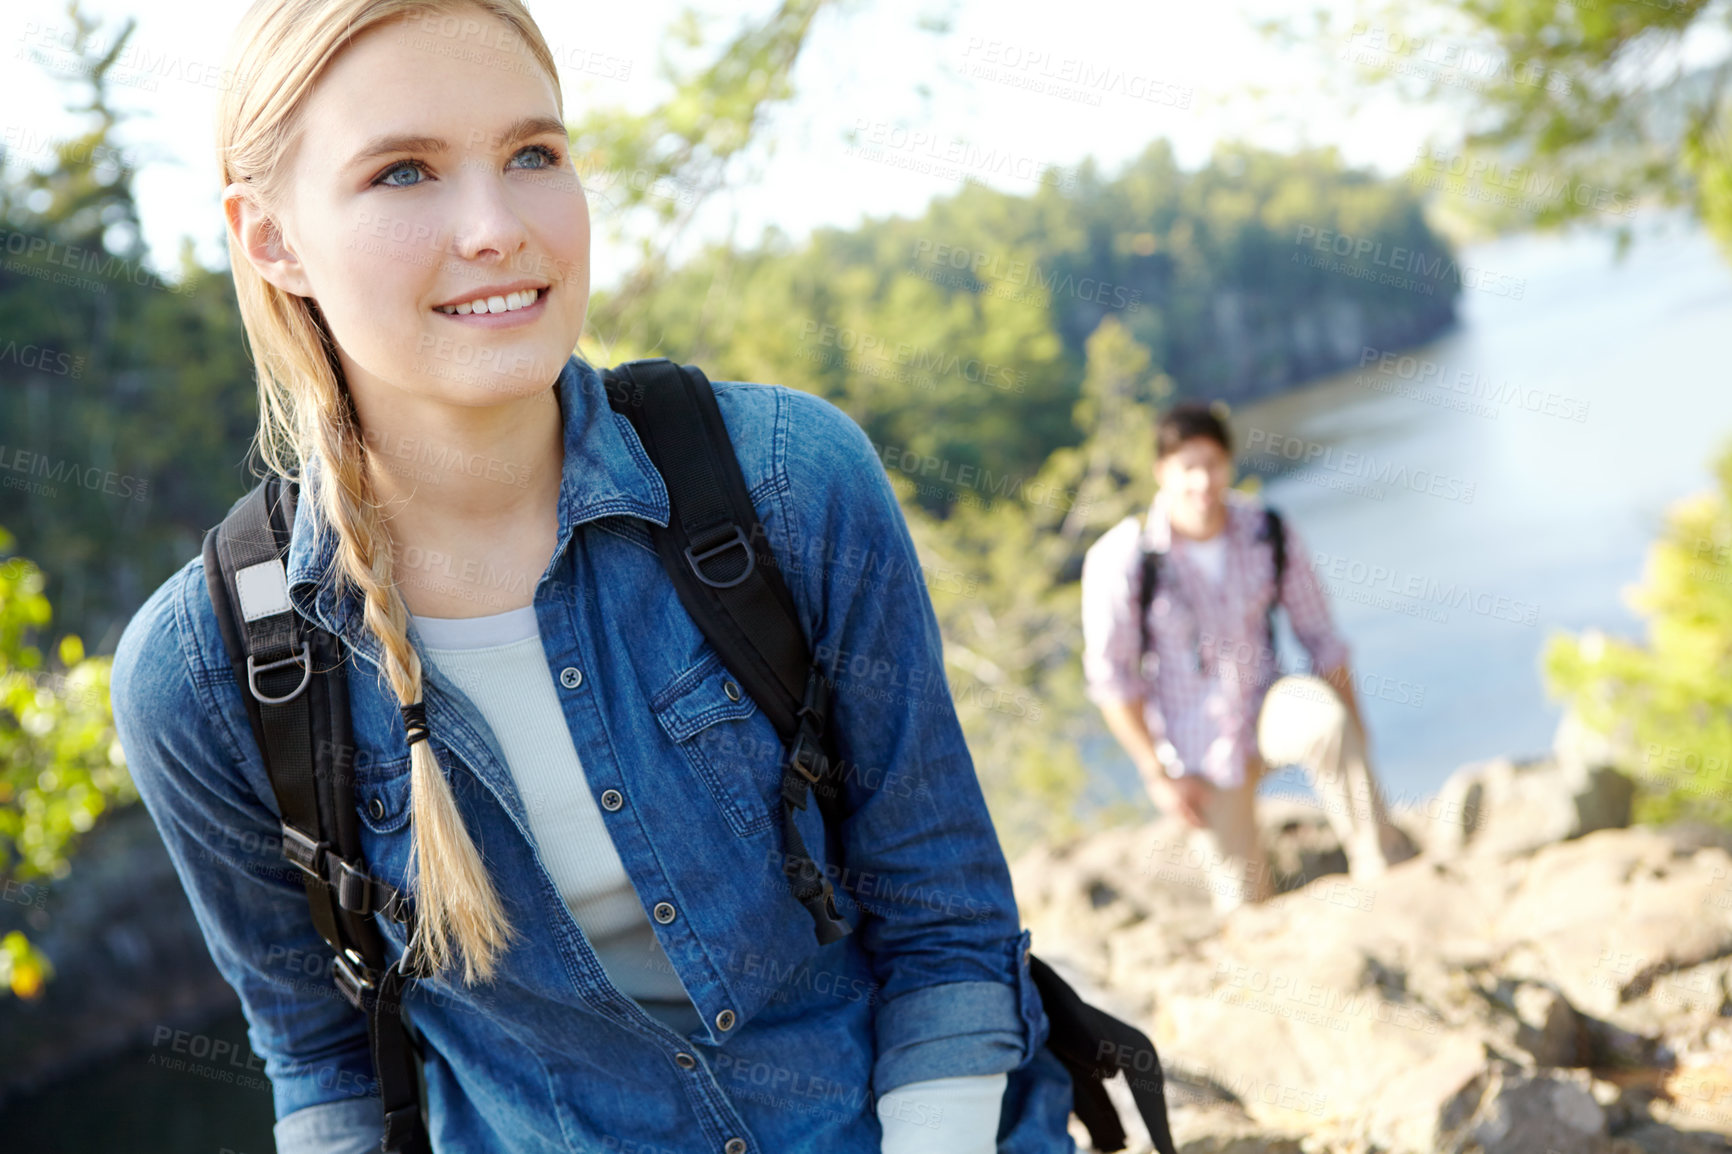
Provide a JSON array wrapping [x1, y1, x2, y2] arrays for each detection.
[[351, 753, 415, 892], [651, 651, 788, 838]]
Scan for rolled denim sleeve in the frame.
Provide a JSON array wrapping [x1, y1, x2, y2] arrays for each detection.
[[109, 559, 382, 1130], [1274, 516, 1350, 676], [775, 389, 1044, 1097]]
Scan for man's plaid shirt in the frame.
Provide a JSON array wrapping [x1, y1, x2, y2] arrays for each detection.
[[1080, 488, 1350, 788]]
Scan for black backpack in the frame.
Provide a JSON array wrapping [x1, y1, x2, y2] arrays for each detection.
[[1137, 504, 1286, 673], [201, 358, 1179, 1154]]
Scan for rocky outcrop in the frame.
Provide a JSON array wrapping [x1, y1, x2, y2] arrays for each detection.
[[6, 723, 1727, 1154], [1430, 753, 1635, 857], [1019, 758, 1732, 1153]]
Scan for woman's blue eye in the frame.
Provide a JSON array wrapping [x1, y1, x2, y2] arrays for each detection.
[[372, 144, 562, 188], [511, 143, 562, 169], [375, 159, 429, 188]]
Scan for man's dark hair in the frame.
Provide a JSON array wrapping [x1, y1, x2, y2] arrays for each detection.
[[1156, 401, 1232, 460]]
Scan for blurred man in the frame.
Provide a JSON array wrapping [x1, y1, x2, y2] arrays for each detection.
[[1080, 401, 1413, 913]]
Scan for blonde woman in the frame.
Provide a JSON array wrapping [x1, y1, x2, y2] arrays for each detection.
[[108, 1, 1077, 1151]]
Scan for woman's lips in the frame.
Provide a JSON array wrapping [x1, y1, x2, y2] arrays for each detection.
[[432, 286, 549, 329]]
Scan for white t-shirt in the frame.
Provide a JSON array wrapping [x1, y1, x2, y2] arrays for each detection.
[[410, 604, 701, 1034], [1183, 532, 1228, 584]]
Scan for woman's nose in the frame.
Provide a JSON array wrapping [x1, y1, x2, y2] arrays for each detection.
[[449, 174, 531, 262]]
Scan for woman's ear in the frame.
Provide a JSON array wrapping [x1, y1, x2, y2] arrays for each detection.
[[223, 181, 312, 297]]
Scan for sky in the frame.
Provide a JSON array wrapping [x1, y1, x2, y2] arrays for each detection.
[[0, 0, 1467, 291]]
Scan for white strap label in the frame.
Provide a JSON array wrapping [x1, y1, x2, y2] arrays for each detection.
[[235, 559, 292, 622]]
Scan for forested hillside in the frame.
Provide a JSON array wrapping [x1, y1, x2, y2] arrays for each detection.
[[599, 139, 1458, 518]]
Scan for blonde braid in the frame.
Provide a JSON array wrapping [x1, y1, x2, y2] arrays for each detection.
[[218, 0, 564, 987], [307, 402, 518, 985]]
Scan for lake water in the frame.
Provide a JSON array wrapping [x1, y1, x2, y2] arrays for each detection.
[[1090, 209, 1732, 810]]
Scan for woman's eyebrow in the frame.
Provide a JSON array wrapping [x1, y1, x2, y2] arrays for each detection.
[[345, 114, 569, 171]]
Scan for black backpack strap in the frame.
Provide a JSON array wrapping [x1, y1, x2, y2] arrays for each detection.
[[1260, 505, 1286, 664], [603, 358, 1179, 1152], [1136, 516, 1161, 671], [1029, 956, 1177, 1154], [603, 358, 852, 945], [201, 475, 428, 1154]]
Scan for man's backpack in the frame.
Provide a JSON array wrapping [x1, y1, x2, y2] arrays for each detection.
[[201, 358, 1178, 1154], [1136, 504, 1287, 675]]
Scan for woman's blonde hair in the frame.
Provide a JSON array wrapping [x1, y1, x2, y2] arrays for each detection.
[[216, 0, 565, 985]]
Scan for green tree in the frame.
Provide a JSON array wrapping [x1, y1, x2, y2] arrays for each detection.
[[901, 315, 1170, 850], [572, 0, 845, 359], [0, 527, 132, 998], [1, 2, 259, 649], [1275, 0, 1732, 252], [1543, 440, 1732, 825], [614, 140, 1454, 520]]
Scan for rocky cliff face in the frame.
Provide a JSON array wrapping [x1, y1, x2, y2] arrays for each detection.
[[1015, 754, 1732, 1154], [1174, 287, 1458, 405]]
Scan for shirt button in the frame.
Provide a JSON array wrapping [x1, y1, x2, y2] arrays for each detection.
[[653, 902, 677, 924], [559, 667, 583, 689], [369, 797, 386, 820], [724, 1140, 747, 1154], [722, 679, 742, 702], [674, 1052, 697, 1069], [715, 1008, 736, 1031], [599, 789, 623, 812]]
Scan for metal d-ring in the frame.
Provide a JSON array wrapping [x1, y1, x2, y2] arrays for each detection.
[[683, 524, 756, 589], [247, 641, 312, 704]]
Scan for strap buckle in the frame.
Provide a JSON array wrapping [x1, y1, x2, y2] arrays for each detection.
[[683, 524, 756, 589], [332, 952, 377, 1011], [280, 822, 329, 880], [283, 823, 407, 924], [380, 1103, 424, 1151], [247, 640, 312, 705], [786, 729, 828, 787], [336, 858, 378, 915], [796, 665, 831, 728]]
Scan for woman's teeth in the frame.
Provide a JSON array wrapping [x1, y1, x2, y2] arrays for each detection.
[[435, 287, 542, 315]]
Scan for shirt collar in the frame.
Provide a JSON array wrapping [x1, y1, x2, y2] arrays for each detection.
[[285, 353, 670, 643], [1143, 487, 1256, 553]]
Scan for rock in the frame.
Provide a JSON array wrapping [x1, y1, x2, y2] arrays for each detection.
[[1490, 830, 1732, 1021], [1430, 1066, 1609, 1154], [1650, 1064, 1732, 1138], [1432, 754, 1635, 858], [1257, 794, 1423, 891], [1257, 797, 1349, 894], [1168, 1102, 1305, 1154], [1512, 981, 1583, 1067], [1016, 803, 1732, 1154], [1594, 1074, 1657, 1134], [1012, 816, 1226, 990], [1611, 1124, 1732, 1153]]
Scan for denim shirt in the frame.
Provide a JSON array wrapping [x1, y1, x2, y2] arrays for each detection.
[[109, 354, 1078, 1153]]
